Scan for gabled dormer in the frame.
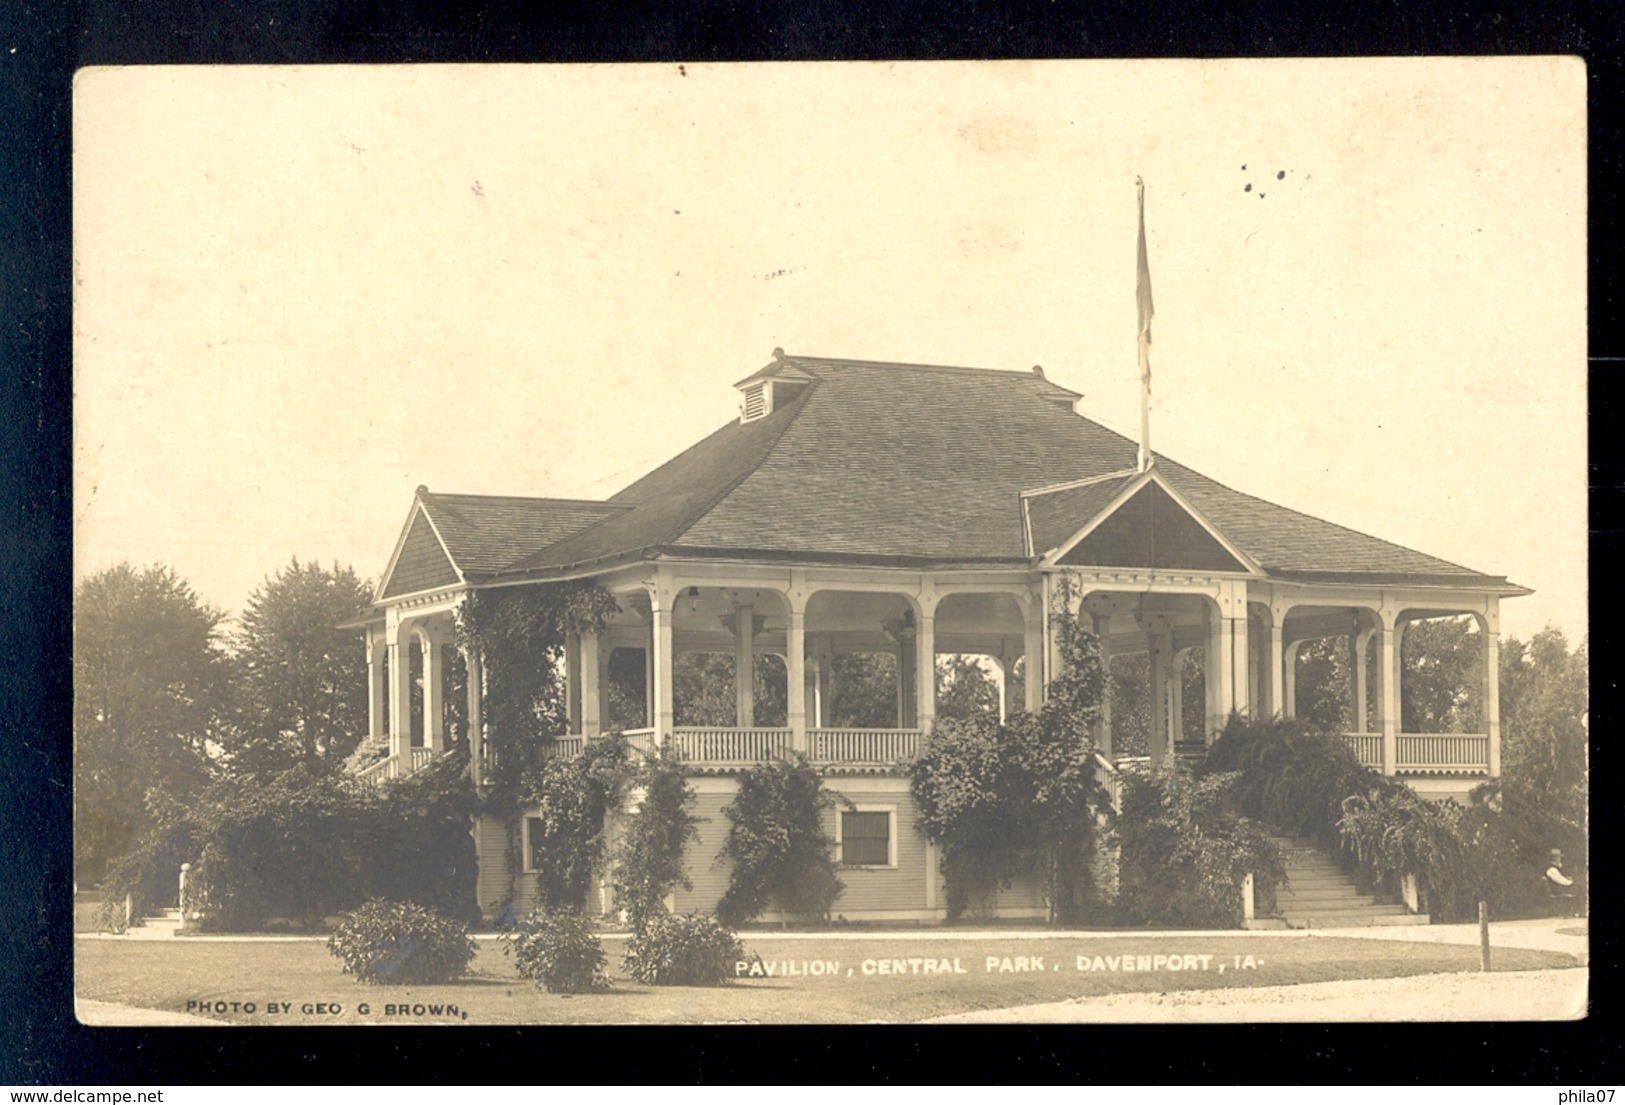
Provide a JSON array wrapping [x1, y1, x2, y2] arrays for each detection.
[[733, 348, 816, 423]]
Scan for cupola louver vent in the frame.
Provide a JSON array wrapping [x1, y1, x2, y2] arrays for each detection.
[[742, 381, 771, 421]]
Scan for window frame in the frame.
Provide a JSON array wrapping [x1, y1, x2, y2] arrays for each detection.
[[836, 804, 897, 869]]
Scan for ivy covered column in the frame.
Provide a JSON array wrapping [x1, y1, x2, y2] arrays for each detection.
[[462, 640, 484, 786], [579, 628, 602, 737]]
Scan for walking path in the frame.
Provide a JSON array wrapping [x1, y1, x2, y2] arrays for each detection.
[[922, 917, 1588, 1023]]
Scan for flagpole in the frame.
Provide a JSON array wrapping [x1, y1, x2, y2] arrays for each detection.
[[1136, 175, 1154, 473]]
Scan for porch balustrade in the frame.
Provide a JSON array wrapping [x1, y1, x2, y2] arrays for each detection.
[[620, 727, 658, 756], [410, 748, 435, 771], [808, 727, 921, 765], [540, 736, 585, 760], [671, 726, 793, 765], [1342, 733, 1384, 770], [1395, 733, 1489, 774]]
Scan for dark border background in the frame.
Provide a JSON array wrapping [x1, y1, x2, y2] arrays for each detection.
[[2, 0, 1618, 1086]]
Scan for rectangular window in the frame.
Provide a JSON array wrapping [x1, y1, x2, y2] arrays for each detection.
[[525, 817, 544, 872], [841, 810, 891, 867]]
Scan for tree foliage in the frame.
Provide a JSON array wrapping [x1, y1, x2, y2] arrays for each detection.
[[910, 608, 1106, 921], [230, 557, 372, 774], [1115, 766, 1284, 928], [934, 654, 1000, 724], [456, 581, 619, 792], [614, 751, 700, 928], [518, 735, 636, 911], [673, 650, 788, 727], [74, 563, 229, 882], [716, 754, 843, 926]]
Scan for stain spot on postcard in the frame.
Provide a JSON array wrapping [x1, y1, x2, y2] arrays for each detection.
[[958, 223, 1020, 256], [957, 116, 1037, 156]]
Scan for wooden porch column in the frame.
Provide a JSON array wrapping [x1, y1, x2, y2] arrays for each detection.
[[1149, 631, 1171, 768], [1266, 620, 1285, 718], [1282, 640, 1302, 719], [734, 604, 756, 728], [565, 632, 582, 735], [1090, 612, 1113, 756], [1482, 603, 1502, 778], [1351, 626, 1373, 733], [580, 629, 602, 738], [421, 627, 446, 754], [650, 588, 675, 746], [1171, 647, 1190, 742], [915, 592, 939, 733], [366, 625, 388, 741], [462, 642, 484, 786], [991, 653, 1009, 724], [1377, 609, 1400, 776], [388, 626, 412, 764], [786, 590, 808, 752], [1023, 590, 1045, 713]]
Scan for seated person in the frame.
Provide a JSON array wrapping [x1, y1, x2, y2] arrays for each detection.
[[1545, 849, 1575, 896]]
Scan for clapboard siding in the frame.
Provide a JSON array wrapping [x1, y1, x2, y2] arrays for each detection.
[[474, 813, 513, 918], [672, 787, 736, 915], [826, 786, 929, 914]]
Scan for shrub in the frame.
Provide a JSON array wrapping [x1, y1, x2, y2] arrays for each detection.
[[1115, 765, 1284, 929], [717, 754, 842, 927], [623, 912, 743, 986], [520, 735, 635, 911], [614, 752, 699, 929], [505, 908, 608, 993], [910, 604, 1108, 922], [326, 899, 478, 985]]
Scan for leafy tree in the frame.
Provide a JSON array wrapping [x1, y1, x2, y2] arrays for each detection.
[[911, 612, 1106, 921], [825, 651, 897, 727], [716, 754, 842, 926], [74, 563, 229, 883], [934, 654, 1000, 723], [673, 651, 787, 727], [614, 751, 699, 927], [1401, 616, 1482, 733], [230, 558, 372, 774], [1293, 637, 1354, 732]]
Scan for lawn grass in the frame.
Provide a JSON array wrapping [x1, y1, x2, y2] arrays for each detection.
[[75, 934, 1581, 1025]]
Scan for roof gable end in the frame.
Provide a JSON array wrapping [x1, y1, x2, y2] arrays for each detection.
[[1041, 469, 1260, 574], [378, 500, 462, 600]]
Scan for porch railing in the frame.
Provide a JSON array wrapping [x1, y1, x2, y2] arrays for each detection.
[[620, 727, 658, 756], [809, 728, 921, 765], [410, 747, 436, 771], [1396, 733, 1489, 774], [672, 726, 793, 765], [355, 753, 403, 790], [540, 736, 585, 761], [1093, 752, 1125, 814], [1342, 733, 1384, 770]]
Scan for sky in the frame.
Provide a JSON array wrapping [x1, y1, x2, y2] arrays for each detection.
[[73, 59, 1587, 642]]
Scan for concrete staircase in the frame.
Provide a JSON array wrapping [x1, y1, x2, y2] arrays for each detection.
[[1264, 833, 1428, 929], [120, 906, 188, 939]]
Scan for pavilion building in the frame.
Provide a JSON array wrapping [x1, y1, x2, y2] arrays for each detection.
[[352, 352, 1525, 921]]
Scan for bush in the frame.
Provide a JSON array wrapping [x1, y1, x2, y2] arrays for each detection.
[[519, 735, 635, 911], [623, 912, 743, 986], [1115, 765, 1284, 929], [615, 752, 699, 929], [505, 908, 609, 993], [326, 899, 478, 985], [717, 754, 842, 926]]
